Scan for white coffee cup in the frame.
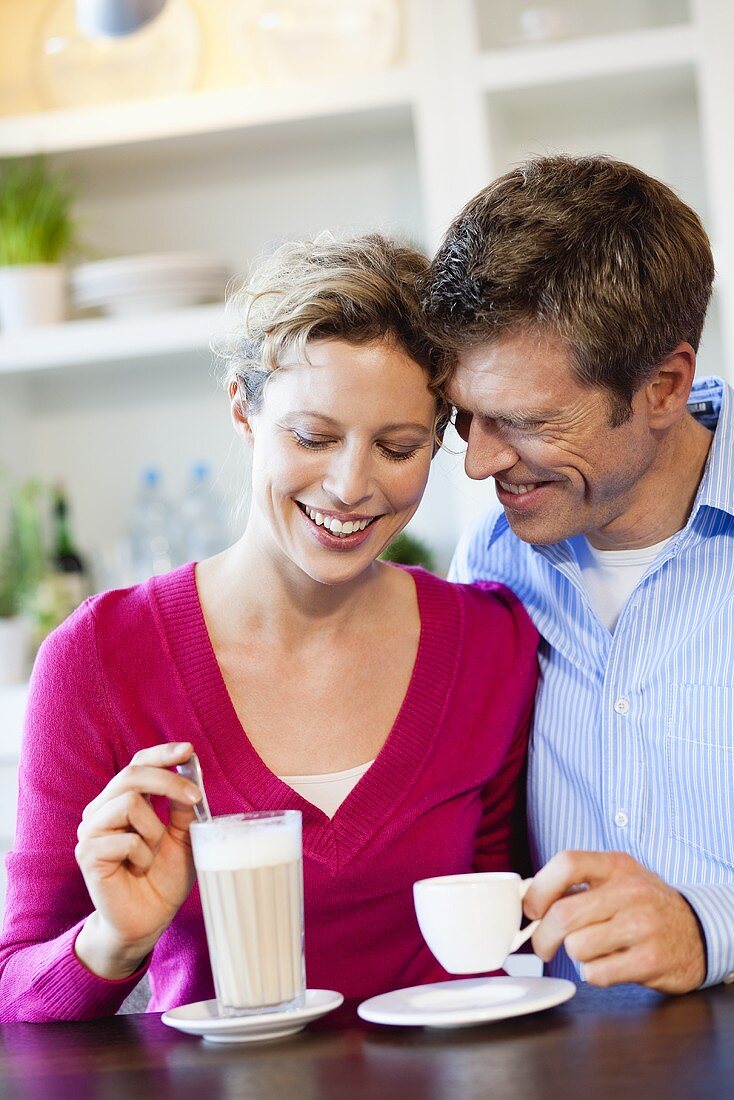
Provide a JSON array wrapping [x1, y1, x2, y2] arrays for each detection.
[[413, 872, 539, 973]]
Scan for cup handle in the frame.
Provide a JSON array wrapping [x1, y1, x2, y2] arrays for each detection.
[[510, 877, 540, 953]]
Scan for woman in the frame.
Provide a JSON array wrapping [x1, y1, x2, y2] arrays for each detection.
[[0, 234, 537, 1021]]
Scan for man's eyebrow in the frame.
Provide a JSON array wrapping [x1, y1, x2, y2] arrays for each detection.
[[285, 412, 432, 434], [453, 405, 557, 427]]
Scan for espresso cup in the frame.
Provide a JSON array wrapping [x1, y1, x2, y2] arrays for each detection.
[[413, 872, 539, 973], [190, 811, 306, 1017]]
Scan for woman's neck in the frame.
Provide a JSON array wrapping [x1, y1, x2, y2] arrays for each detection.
[[196, 531, 392, 649]]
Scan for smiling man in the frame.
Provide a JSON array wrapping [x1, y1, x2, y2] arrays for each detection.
[[423, 154, 734, 994]]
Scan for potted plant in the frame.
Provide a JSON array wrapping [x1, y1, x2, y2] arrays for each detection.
[[0, 156, 79, 332], [381, 529, 436, 572], [0, 478, 45, 686]]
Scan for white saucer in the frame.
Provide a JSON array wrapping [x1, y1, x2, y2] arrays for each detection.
[[161, 989, 344, 1043], [358, 976, 575, 1029]]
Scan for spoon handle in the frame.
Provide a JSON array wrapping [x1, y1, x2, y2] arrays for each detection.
[[175, 752, 212, 822]]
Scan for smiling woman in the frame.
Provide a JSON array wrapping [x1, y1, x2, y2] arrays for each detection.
[[0, 233, 538, 1022]]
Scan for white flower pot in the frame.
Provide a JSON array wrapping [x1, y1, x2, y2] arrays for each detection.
[[0, 617, 30, 688], [0, 264, 66, 332]]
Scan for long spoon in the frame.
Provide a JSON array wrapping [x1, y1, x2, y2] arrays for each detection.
[[175, 751, 212, 823]]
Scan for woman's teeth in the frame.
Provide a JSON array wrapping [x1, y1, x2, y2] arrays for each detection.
[[302, 504, 375, 537]]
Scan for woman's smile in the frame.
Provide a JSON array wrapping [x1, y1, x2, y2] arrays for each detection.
[[296, 500, 380, 538]]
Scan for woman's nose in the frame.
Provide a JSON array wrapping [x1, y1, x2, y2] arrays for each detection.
[[322, 449, 373, 507], [464, 420, 518, 481]]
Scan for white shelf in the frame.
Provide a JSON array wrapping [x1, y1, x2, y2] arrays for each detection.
[[0, 304, 225, 377], [0, 69, 414, 158], [478, 23, 699, 92]]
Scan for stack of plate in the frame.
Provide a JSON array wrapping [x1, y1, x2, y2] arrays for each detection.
[[71, 254, 230, 317]]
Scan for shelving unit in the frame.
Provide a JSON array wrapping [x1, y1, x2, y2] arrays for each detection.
[[0, 0, 733, 605]]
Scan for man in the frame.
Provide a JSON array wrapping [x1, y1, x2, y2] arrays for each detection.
[[423, 154, 734, 994]]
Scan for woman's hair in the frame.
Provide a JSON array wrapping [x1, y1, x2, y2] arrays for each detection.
[[221, 232, 451, 433], [422, 154, 715, 424]]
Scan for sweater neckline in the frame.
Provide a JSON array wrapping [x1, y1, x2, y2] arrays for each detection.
[[150, 562, 462, 869]]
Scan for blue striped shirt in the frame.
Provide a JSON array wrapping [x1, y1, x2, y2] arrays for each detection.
[[449, 376, 734, 987]]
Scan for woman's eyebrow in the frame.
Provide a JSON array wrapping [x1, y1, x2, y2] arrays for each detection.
[[286, 412, 432, 434]]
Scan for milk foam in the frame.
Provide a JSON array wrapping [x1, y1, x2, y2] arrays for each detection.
[[191, 815, 301, 872]]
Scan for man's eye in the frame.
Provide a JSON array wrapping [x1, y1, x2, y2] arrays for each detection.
[[452, 409, 472, 442]]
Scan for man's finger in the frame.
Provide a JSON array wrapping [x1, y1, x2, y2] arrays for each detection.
[[530, 886, 619, 961], [524, 850, 637, 920]]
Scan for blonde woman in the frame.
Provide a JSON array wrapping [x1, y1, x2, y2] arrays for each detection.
[[0, 235, 537, 1020]]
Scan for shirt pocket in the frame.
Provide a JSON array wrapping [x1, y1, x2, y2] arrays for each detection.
[[666, 684, 734, 869]]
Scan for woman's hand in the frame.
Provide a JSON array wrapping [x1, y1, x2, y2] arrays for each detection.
[[73, 742, 203, 980]]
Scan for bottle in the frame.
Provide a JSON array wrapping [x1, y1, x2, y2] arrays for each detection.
[[128, 467, 177, 583], [53, 485, 85, 575], [179, 462, 228, 563], [31, 486, 89, 645]]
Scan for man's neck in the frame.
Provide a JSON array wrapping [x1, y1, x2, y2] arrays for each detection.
[[587, 414, 714, 552]]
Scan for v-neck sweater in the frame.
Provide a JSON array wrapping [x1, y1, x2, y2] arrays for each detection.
[[0, 564, 538, 1021]]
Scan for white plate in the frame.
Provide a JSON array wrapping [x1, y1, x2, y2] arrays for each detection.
[[357, 976, 575, 1029], [161, 989, 344, 1044], [72, 254, 229, 283]]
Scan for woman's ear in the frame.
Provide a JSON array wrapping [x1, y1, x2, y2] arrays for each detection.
[[230, 381, 254, 440]]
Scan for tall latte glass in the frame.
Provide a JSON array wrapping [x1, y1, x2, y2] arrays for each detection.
[[190, 810, 305, 1017]]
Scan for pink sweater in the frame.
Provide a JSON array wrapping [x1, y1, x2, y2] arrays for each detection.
[[0, 564, 538, 1022]]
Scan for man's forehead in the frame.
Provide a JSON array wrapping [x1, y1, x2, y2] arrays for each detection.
[[450, 334, 578, 411]]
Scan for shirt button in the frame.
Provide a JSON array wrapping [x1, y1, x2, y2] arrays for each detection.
[[724, 972, 734, 985], [614, 810, 629, 827], [614, 697, 630, 715]]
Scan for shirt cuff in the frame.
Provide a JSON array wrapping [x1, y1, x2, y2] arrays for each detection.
[[23, 920, 151, 1021], [677, 884, 734, 989]]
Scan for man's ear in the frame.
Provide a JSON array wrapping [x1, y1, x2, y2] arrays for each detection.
[[644, 343, 697, 430], [230, 382, 254, 440]]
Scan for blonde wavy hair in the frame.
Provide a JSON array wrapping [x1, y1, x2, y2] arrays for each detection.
[[220, 232, 451, 435]]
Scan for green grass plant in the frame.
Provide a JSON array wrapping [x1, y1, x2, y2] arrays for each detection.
[[0, 157, 79, 266]]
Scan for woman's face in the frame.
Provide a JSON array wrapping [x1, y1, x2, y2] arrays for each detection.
[[240, 337, 437, 586]]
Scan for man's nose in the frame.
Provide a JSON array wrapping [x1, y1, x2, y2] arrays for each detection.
[[322, 448, 373, 507], [464, 420, 518, 481]]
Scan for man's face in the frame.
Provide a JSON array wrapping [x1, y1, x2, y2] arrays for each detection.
[[449, 329, 659, 546]]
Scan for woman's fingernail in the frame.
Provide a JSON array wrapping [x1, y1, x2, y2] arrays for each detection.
[[186, 786, 202, 803]]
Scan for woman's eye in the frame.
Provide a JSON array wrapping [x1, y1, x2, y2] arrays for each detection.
[[292, 432, 333, 450], [379, 445, 419, 462]]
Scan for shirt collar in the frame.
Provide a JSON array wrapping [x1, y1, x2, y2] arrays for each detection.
[[484, 374, 734, 558], [687, 376, 734, 518]]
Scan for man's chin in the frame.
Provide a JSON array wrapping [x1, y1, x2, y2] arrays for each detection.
[[502, 509, 577, 546]]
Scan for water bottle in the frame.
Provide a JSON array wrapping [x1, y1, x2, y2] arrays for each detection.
[[179, 462, 228, 563], [128, 467, 177, 583]]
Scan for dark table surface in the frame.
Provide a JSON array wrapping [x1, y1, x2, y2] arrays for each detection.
[[1, 982, 733, 1100]]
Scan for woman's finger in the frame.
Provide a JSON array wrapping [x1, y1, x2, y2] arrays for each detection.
[[129, 742, 193, 769], [82, 763, 201, 821], [75, 832, 155, 877], [77, 790, 167, 850]]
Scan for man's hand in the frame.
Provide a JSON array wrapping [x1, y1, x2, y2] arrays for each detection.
[[524, 851, 707, 994]]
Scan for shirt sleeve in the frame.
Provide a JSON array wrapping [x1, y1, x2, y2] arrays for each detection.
[[677, 884, 734, 989], [470, 587, 539, 877], [0, 603, 149, 1021]]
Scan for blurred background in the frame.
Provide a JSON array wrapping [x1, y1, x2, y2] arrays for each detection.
[[1, 0, 733, 891]]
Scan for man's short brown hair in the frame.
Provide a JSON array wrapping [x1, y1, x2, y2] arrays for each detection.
[[422, 155, 715, 423]]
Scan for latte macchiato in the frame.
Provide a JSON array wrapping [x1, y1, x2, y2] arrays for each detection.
[[190, 811, 305, 1016]]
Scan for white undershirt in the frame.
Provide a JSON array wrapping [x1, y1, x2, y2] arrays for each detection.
[[574, 534, 675, 633], [278, 759, 374, 818]]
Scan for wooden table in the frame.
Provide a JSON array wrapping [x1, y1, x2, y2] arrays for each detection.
[[1, 983, 733, 1100]]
